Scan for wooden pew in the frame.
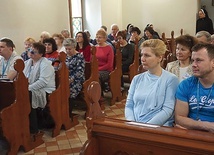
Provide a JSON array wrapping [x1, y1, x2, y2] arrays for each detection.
[[0, 59, 43, 155], [48, 52, 78, 137], [80, 81, 214, 155], [81, 46, 100, 116], [109, 45, 126, 105]]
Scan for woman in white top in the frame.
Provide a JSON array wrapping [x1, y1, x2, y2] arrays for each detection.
[[166, 34, 198, 82]]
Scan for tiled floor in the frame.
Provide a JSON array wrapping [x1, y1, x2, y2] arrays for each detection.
[[18, 93, 126, 155]]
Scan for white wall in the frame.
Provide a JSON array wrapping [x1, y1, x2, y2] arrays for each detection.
[[121, 0, 199, 37], [83, 0, 199, 39], [0, 0, 69, 54], [83, 0, 102, 38]]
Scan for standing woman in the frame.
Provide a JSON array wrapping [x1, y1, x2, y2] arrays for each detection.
[[196, 9, 214, 35], [95, 29, 114, 92], [116, 30, 134, 87], [75, 31, 91, 62], [63, 38, 85, 117], [125, 39, 179, 126], [166, 34, 198, 82]]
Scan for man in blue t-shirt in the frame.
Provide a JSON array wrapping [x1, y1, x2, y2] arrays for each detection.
[[175, 43, 214, 132]]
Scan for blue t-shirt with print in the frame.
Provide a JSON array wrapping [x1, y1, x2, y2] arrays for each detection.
[[176, 76, 214, 122]]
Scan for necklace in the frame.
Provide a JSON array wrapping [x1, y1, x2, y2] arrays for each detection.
[[196, 80, 213, 120]]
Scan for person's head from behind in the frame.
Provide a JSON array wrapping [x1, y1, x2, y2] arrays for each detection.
[[43, 38, 57, 53], [191, 43, 214, 78], [24, 37, 36, 51], [196, 31, 211, 44], [140, 39, 166, 71], [84, 30, 92, 41], [61, 29, 70, 38], [116, 30, 127, 44], [130, 27, 141, 39], [40, 31, 50, 43], [175, 34, 198, 62], [110, 24, 119, 36], [63, 38, 77, 55], [52, 33, 64, 46], [29, 42, 46, 61], [144, 27, 155, 39], [0, 38, 15, 58], [101, 25, 107, 32], [96, 29, 107, 45]]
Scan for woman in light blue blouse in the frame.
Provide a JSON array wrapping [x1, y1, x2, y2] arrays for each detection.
[[125, 39, 179, 126], [63, 38, 85, 117]]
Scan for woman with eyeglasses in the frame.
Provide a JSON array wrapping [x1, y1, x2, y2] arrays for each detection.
[[23, 42, 55, 134], [75, 31, 91, 62], [166, 34, 198, 82]]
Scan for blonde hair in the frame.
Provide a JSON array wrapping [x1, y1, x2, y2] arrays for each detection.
[[96, 29, 107, 39], [141, 39, 166, 56], [24, 37, 35, 44]]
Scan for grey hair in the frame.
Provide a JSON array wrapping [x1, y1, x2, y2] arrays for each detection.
[[211, 34, 214, 41], [63, 38, 77, 48], [196, 31, 211, 42]]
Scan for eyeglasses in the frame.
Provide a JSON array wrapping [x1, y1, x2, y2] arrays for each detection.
[[28, 48, 39, 55], [75, 36, 83, 38]]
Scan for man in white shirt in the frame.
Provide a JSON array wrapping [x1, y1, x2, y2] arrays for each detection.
[[0, 38, 22, 80]]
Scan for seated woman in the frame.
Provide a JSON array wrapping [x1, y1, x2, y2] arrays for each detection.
[[125, 39, 179, 126], [23, 42, 56, 134], [95, 29, 114, 92], [75, 31, 91, 62], [52, 33, 66, 53], [43, 37, 59, 69], [21, 37, 35, 61], [144, 26, 159, 40], [116, 30, 134, 87], [63, 38, 85, 117], [165, 34, 198, 82]]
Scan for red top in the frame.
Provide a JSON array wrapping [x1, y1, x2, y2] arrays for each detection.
[[95, 45, 114, 72], [78, 45, 91, 62]]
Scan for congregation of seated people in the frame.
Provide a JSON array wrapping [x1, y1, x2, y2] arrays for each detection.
[[0, 16, 214, 154]]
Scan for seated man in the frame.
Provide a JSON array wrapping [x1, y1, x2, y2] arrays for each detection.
[[175, 43, 214, 132], [196, 31, 211, 44], [0, 38, 22, 80]]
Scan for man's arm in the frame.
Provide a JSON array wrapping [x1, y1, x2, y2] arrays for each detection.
[[7, 70, 17, 80], [175, 99, 214, 132]]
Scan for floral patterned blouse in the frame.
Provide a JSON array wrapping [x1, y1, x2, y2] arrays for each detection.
[[66, 53, 85, 98]]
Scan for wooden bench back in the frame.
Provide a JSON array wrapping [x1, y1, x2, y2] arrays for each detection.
[[0, 59, 43, 155], [48, 52, 78, 137]]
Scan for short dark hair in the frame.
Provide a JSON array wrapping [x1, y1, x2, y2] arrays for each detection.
[[130, 27, 141, 35], [116, 30, 127, 40], [176, 34, 198, 52], [144, 26, 155, 35], [0, 38, 15, 48], [33, 42, 46, 57], [43, 38, 58, 51], [192, 43, 214, 59]]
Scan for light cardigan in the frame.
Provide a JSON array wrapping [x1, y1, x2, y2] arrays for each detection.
[[165, 60, 192, 82], [125, 69, 179, 126], [24, 57, 55, 108]]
